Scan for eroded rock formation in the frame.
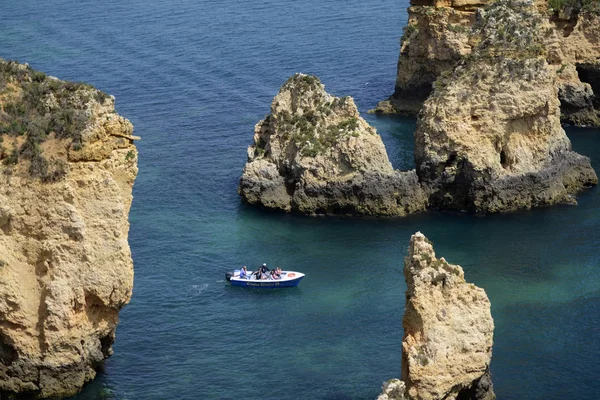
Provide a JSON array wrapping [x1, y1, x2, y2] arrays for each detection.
[[373, 0, 600, 127], [238, 73, 428, 216], [373, 0, 490, 115], [415, 0, 597, 212], [0, 60, 138, 398], [547, 2, 600, 125], [377, 232, 495, 400]]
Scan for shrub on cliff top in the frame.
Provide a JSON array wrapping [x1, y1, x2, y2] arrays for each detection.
[[548, 0, 600, 15], [473, 0, 547, 60], [0, 59, 109, 181], [431, 0, 550, 96]]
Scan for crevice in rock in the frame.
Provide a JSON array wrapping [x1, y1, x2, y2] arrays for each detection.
[[99, 331, 115, 360], [0, 333, 18, 366], [576, 62, 600, 107], [455, 369, 495, 400], [550, 10, 580, 38], [35, 289, 49, 359], [500, 150, 508, 169]]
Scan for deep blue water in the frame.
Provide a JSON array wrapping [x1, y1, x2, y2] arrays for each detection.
[[3, 1, 600, 399]]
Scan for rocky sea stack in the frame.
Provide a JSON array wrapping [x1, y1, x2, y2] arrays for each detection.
[[415, 0, 598, 212], [0, 60, 138, 398], [378, 232, 495, 400], [238, 73, 428, 216], [373, 0, 491, 116], [373, 0, 600, 127]]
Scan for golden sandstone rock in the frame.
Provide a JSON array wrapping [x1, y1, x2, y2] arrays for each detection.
[[238, 74, 428, 216], [415, 0, 597, 212], [374, 0, 600, 126], [0, 60, 137, 398], [378, 232, 494, 400]]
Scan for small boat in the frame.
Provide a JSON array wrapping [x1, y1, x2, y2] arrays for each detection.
[[225, 269, 305, 288]]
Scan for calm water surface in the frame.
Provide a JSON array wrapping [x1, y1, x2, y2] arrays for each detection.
[[2, 1, 599, 399]]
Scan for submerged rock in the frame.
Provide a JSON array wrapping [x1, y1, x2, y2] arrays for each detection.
[[238, 73, 428, 216], [0, 60, 138, 398], [414, 0, 597, 212], [378, 232, 495, 400]]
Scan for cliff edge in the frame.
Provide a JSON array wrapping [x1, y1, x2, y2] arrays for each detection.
[[378, 232, 494, 400], [373, 0, 600, 127], [0, 60, 138, 398], [415, 0, 597, 212]]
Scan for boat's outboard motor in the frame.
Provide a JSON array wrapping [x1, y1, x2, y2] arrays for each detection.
[[225, 272, 233, 282]]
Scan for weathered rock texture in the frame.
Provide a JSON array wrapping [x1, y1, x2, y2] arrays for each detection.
[[373, 0, 600, 127], [415, 0, 598, 212], [377, 379, 408, 400], [377, 232, 495, 400], [372, 0, 491, 115], [547, 2, 600, 125], [0, 61, 138, 398], [238, 74, 428, 216]]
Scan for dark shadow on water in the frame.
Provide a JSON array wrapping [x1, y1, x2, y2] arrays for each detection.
[[224, 282, 304, 298], [65, 370, 114, 400]]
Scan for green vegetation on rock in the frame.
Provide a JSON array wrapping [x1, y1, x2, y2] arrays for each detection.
[[400, 24, 418, 46], [0, 60, 109, 181], [432, 0, 549, 95], [548, 0, 600, 15], [287, 114, 360, 157], [474, 0, 547, 59]]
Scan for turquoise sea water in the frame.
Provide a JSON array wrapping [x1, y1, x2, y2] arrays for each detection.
[[2, 1, 600, 399]]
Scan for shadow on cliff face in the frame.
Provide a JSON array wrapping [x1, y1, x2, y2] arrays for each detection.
[[577, 63, 600, 107], [0, 333, 18, 366]]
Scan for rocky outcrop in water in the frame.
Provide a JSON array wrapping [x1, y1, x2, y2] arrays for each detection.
[[414, 0, 597, 212], [373, 0, 600, 127], [547, 2, 600, 126], [0, 60, 138, 398], [238, 74, 428, 216], [377, 232, 495, 400], [372, 0, 490, 115]]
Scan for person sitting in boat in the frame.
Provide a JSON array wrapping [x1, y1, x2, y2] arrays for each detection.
[[272, 268, 281, 280], [239, 265, 248, 279], [269, 269, 279, 280], [252, 263, 267, 280], [259, 263, 269, 279]]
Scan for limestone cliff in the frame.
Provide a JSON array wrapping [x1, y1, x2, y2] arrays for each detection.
[[377, 232, 495, 400], [372, 0, 490, 115], [547, 2, 600, 125], [415, 0, 597, 212], [373, 0, 600, 127], [0, 60, 138, 398], [238, 74, 428, 216]]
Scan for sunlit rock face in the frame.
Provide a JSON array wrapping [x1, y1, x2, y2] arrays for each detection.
[[374, 0, 600, 127], [239, 73, 428, 216], [0, 60, 138, 398], [414, 0, 597, 212], [377, 232, 495, 400]]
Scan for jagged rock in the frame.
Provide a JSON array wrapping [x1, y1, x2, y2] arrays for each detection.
[[414, 0, 597, 212], [0, 60, 137, 398], [546, 3, 600, 125], [377, 232, 495, 400], [377, 379, 407, 400], [238, 73, 428, 216], [557, 73, 600, 126], [374, 0, 600, 127], [371, 0, 491, 115]]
